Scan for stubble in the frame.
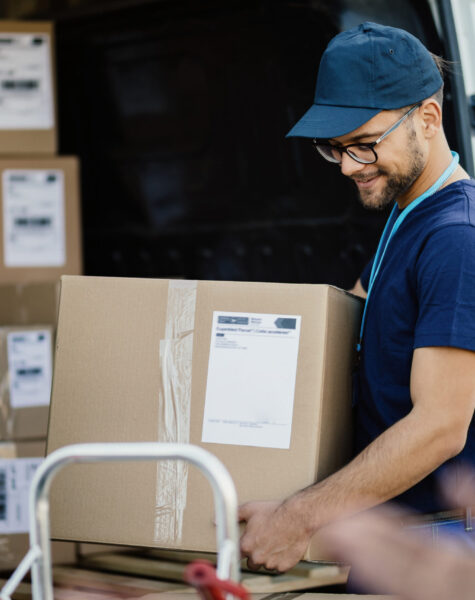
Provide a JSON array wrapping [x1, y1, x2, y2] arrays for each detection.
[[356, 127, 425, 211]]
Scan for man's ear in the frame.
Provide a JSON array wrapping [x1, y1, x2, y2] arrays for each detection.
[[419, 99, 442, 139]]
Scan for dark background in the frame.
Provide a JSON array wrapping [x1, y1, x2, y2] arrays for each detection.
[[1, 0, 460, 287]]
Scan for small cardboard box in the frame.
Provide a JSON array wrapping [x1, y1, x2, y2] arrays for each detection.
[[0, 157, 82, 283], [47, 276, 363, 560], [0, 325, 54, 441], [0, 440, 76, 572], [0, 22, 57, 155]]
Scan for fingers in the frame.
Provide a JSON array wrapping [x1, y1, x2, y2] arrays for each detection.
[[439, 464, 475, 509], [238, 500, 304, 573], [238, 500, 276, 522], [320, 510, 425, 595], [245, 556, 261, 571]]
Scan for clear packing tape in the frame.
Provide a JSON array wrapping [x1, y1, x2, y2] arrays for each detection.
[[155, 280, 197, 543]]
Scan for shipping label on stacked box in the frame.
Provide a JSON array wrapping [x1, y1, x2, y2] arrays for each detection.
[[3, 169, 66, 268], [0, 21, 57, 155], [0, 157, 82, 282], [0, 455, 42, 534], [0, 31, 54, 131], [0, 326, 54, 440]]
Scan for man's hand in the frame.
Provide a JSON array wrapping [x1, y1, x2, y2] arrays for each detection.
[[320, 505, 475, 600], [238, 499, 312, 572], [238, 347, 475, 575], [320, 468, 475, 600]]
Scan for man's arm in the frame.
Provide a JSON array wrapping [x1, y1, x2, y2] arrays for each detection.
[[239, 346, 475, 572], [348, 278, 367, 299]]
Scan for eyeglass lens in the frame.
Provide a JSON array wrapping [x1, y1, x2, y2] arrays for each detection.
[[316, 144, 376, 164]]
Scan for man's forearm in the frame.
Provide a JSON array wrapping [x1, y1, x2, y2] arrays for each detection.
[[238, 408, 460, 572], [286, 407, 463, 534]]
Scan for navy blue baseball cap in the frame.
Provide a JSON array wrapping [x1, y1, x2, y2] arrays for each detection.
[[286, 22, 443, 139]]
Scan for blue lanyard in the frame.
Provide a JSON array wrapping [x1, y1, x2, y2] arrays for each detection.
[[356, 151, 460, 352]]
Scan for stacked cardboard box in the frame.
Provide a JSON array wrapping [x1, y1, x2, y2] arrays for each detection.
[[0, 20, 82, 573], [46, 276, 363, 561], [0, 440, 76, 571], [0, 20, 82, 283], [0, 283, 76, 571]]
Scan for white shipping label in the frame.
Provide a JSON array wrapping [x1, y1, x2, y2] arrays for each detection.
[[7, 330, 53, 409], [0, 457, 43, 534], [202, 311, 301, 449], [3, 170, 66, 267], [0, 33, 54, 129]]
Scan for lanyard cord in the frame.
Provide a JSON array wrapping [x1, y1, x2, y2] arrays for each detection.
[[356, 151, 460, 352]]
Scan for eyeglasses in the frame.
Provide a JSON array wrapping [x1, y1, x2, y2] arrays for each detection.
[[312, 103, 422, 165]]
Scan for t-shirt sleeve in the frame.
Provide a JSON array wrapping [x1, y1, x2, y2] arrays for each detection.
[[360, 256, 375, 292], [414, 224, 475, 351]]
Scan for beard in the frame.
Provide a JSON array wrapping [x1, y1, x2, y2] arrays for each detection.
[[353, 132, 425, 210]]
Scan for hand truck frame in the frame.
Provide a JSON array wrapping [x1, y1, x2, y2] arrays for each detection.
[[0, 443, 241, 600]]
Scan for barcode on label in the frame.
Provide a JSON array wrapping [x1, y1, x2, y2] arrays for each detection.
[[0, 469, 6, 521]]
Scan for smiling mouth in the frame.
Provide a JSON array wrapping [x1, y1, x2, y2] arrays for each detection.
[[353, 174, 380, 188]]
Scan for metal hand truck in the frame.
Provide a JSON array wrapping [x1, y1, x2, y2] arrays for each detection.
[[0, 443, 248, 600]]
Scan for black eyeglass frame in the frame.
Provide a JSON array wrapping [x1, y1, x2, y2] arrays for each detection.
[[312, 102, 422, 165]]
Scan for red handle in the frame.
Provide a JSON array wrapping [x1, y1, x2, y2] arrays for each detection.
[[184, 560, 249, 600]]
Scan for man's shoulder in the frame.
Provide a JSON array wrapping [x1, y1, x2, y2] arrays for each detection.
[[426, 179, 475, 230]]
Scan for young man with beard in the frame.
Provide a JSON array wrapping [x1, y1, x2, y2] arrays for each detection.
[[239, 22, 475, 573]]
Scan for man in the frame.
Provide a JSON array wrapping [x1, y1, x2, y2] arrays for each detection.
[[239, 22, 475, 573]]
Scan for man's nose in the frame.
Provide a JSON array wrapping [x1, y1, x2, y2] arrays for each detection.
[[339, 152, 367, 177]]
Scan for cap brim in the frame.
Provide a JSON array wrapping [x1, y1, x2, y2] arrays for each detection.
[[286, 104, 381, 139]]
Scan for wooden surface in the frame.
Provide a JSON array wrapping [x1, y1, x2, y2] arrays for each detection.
[[0, 581, 398, 600], [77, 550, 349, 593]]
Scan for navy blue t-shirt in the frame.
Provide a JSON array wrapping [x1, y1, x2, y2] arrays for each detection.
[[356, 179, 475, 513]]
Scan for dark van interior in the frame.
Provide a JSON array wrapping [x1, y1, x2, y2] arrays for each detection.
[[1, 0, 465, 287]]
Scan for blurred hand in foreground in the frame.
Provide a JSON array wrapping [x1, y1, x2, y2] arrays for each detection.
[[320, 467, 475, 600]]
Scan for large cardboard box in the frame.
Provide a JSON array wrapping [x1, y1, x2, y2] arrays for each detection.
[[0, 440, 76, 572], [0, 157, 82, 283], [0, 22, 57, 155], [0, 325, 54, 441], [46, 276, 363, 560]]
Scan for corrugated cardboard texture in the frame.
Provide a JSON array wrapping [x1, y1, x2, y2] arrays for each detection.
[[47, 276, 362, 560], [0, 157, 82, 283], [0, 21, 57, 155], [0, 440, 76, 571], [0, 325, 54, 441]]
